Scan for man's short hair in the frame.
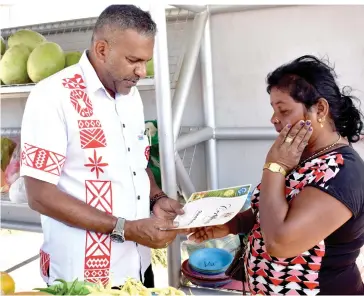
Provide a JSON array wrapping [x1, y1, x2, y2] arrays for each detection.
[[92, 5, 157, 40]]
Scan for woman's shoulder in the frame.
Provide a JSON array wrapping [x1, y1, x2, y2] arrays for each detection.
[[292, 145, 364, 202], [299, 145, 364, 179], [304, 145, 364, 217], [329, 145, 364, 186], [323, 145, 364, 174]]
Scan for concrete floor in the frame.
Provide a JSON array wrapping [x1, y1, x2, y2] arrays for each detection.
[[0, 229, 168, 293]]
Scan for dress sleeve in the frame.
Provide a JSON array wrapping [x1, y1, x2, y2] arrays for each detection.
[[307, 151, 364, 218], [20, 83, 68, 185]]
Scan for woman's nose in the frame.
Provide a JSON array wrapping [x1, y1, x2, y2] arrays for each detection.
[[271, 116, 280, 125]]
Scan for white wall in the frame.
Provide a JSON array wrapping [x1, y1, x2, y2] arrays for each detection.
[[353, 138, 364, 160], [210, 5, 364, 188]]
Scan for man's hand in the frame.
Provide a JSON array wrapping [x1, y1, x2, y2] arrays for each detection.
[[125, 217, 180, 249], [153, 197, 184, 220]]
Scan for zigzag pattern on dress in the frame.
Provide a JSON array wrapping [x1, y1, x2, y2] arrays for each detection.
[[245, 152, 344, 295]]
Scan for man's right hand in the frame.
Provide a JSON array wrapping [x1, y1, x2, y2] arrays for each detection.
[[124, 217, 180, 249], [185, 224, 230, 244]]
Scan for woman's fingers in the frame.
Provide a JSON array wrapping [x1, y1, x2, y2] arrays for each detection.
[[283, 120, 306, 145], [276, 123, 293, 146], [296, 125, 313, 152], [187, 227, 215, 243], [188, 228, 206, 242], [291, 120, 311, 150]]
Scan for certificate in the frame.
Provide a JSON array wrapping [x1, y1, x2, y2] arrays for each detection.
[[170, 184, 251, 230]]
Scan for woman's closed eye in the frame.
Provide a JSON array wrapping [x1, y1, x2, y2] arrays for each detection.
[[279, 109, 290, 115]]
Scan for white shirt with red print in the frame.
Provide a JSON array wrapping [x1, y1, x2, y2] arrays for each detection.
[[20, 52, 152, 286]]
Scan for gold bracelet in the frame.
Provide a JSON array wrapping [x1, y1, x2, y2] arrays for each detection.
[[263, 162, 287, 177]]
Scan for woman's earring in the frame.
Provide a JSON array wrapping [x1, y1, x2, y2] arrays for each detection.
[[318, 117, 325, 128]]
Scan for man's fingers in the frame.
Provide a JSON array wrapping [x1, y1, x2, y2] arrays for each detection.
[[164, 229, 179, 240], [156, 218, 179, 230], [171, 200, 185, 215], [175, 208, 185, 215], [165, 198, 185, 215]]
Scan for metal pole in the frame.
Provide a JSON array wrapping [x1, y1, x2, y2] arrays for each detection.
[[172, 4, 292, 15], [175, 156, 196, 200], [149, 4, 180, 288], [214, 127, 277, 140], [201, 12, 218, 190], [172, 11, 208, 143], [171, 5, 207, 13], [176, 127, 213, 151], [208, 4, 289, 14]]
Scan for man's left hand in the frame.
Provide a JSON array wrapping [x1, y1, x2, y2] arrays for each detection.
[[153, 197, 184, 220]]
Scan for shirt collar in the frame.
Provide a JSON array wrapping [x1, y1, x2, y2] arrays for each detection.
[[78, 50, 105, 94], [78, 50, 137, 99]]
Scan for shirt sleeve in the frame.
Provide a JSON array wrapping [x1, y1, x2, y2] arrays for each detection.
[[307, 151, 364, 218], [20, 82, 67, 186]]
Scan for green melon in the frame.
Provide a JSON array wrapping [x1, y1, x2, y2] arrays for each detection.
[[65, 51, 82, 67], [1, 137, 17, 172], [27, 42, 65, 83], [0, 44, 31, 85], [8, 29, 46, 51], [146, 58, 154, 77], [1, 36, 6, 55]]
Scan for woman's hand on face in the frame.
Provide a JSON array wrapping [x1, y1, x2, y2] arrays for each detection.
[[266, 120, 313, 171], [186, 224, 230, 244]]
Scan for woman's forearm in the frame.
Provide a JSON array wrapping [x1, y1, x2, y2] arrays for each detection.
[[259, 170, 289, 246], [227, 208, 256, 234]]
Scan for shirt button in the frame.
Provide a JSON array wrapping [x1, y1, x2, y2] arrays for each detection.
[[128, 147, 130, 152], [133, 172, 136, 176], [137, 195, 140, 200], [123, 124, 126, 128]]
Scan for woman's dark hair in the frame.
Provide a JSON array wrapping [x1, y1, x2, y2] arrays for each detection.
[[266, 55, 363, 143]]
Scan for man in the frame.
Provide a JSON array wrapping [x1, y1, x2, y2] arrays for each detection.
[[20, 5, 183, 287]]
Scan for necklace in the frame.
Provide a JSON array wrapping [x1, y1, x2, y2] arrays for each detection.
[[294, 134, 342, 170]]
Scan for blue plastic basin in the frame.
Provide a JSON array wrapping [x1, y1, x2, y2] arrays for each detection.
[[189, 248, 233, 275]]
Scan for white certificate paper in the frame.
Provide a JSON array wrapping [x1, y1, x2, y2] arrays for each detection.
[[170, 184, 251, 230]]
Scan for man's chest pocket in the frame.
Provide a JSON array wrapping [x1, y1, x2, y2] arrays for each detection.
[[130, 129, 150, 170]]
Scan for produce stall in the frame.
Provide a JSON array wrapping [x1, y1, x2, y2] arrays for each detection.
[[2, 3, 364, 296], [0, 4, 262, 295]]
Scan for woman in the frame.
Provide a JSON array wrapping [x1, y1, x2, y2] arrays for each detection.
[[187, 55, 364, 295]]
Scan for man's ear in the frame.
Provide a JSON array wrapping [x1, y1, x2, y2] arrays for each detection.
[[93, 39, 109, 63]]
